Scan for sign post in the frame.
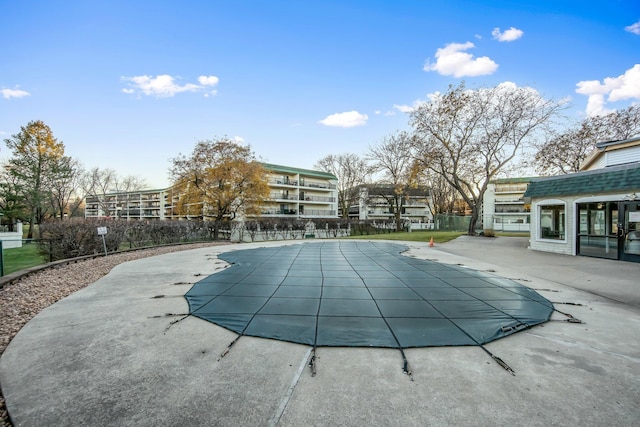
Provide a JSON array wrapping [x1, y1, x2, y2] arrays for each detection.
[[97, 226, 108, 256]]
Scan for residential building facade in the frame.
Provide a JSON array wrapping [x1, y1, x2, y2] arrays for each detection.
[[84, 188, 169, 220], [85, 163, 338, 221], [524, 136, 640, 263], [348, 185, 433, 226], [482, 178, 534, 232], [259, 163, 338, 219]]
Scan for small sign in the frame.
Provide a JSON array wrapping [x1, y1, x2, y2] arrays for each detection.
[[97, 226, 108, 235], [629, 212, 640, 223]]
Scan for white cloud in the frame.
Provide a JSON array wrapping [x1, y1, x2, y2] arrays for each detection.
[[424, 42, 498, 77], [492, 27, 524, 42], [1, 88, 31, 99], [393, 94, 438, 114], [121, 74, 219, 97], [393, 102, 421, 113], [318, 111, 368, 127], [576, 64, 640, 116], [198, 75, 219, 86], [625, 20, 640, 35]]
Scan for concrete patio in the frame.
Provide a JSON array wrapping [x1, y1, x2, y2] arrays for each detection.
[[1, 237, 638, 426]]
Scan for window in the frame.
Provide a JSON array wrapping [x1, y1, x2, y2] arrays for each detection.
[[539, 204, 565, 240]]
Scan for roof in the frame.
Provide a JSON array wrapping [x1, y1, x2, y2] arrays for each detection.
[[523, 162, 640, 199], [580, 135, 640, 170], [89, 188, 169, 197], [490, 177, 538, 184], [260, 163, 337, 180]]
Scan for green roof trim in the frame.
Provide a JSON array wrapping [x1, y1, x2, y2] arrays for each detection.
[[93, 188, 170, 197], [524, 162, 640, 199], [260, 162, 337, 180], [490, 177, 538, 184]]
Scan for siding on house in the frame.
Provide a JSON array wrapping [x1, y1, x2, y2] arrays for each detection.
[[528, 197, 576, 255], [580, 136, 640, 170], [482, 177, 534, 232]]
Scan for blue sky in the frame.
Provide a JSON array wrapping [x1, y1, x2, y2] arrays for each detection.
[[1, 0, 639, 188]]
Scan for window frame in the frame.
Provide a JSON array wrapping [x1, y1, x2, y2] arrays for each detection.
[[537, 201, 567, 242]]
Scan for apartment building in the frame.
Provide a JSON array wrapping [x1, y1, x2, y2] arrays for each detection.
[[84, 188, 168, 220], [348, 185, 433, 224], [85, 163, 338, 220], [259, 163, 338, 218], [482, 178, 534, 232]]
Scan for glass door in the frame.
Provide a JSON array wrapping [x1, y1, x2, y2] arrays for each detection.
[[619, 202, 640, 263], [576, 202, 618, 259]]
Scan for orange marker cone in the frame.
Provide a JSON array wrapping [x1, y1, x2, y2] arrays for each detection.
[[429, 237, 434, 247]]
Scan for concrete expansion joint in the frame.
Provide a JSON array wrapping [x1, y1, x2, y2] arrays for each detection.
[[525, 332, 640, 363]]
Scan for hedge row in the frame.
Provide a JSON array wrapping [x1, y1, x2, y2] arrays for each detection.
[[36, 218, 399, 261]]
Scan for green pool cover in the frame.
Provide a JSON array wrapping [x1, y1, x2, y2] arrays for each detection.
[[185, 241, 553, 350]]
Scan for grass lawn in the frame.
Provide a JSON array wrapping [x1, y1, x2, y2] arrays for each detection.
[[2, 243, 49, 275], [347, 230, 465, 243]]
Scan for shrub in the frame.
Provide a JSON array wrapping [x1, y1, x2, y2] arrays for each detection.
[[37, 218, 226, 261], [482, 229, 496, 237]]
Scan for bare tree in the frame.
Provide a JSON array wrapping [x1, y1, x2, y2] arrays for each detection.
[[82, 167, 148, 217], [117, 174, 149, 193], [413, 167, 457, 215], [534, 104, 640, 175], [46, 157, 84, 219], [314, 153, 372, 219], [367, 131, 417, 231], [410, 82, 564, 234]]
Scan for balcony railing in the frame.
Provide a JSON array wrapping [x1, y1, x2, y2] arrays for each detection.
[[495, 198, 524, 203], [495, 184, 528, 193], [269, 193, 299, 200], [268, 178, 298, 186], [261, 209, 297, 215], [299, 195, 335, 203], [301, 209, 336, 216], [302, 182, 336, 190], [494, 207, 530, 213]]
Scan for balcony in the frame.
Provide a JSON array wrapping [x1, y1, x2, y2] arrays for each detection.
[[299, 195, 335, 203], [494, 207, 530, 214], [300, 209, 336, 216], [269, 192, 299, 201], [261, 209, 298, 215], [301, 182, 336, 190], [495, 184, 528, 193], [269, 178, 298, 186], [495, 198, 524, 204]]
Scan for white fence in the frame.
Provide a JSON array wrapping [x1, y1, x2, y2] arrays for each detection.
[[231, 221, 350, 242], [0, 222, 23, 249], [490, 223, 530, 232], [410, 222, 435, 230]]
